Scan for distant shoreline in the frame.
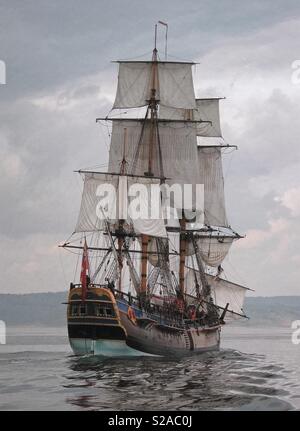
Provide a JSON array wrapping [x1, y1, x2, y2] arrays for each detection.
[[0, 292, 299, 327]]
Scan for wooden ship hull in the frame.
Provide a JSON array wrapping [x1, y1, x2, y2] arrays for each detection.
[[67, 286, 221, 357]]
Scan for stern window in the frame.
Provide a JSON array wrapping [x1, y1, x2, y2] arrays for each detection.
[[79, 304, 87, 316], [71, 305, 79, 316], [94, 304, 115, 317]]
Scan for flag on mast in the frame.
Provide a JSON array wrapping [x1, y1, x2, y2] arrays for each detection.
[[80, 238, 90, 301]]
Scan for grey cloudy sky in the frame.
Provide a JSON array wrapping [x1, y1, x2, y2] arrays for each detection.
[[1, 0, 300, 295]]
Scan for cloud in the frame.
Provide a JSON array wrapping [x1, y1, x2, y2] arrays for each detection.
[[192, 15, 300, 295], [236, 218, 289, 250], [276, 187, 300, 217]]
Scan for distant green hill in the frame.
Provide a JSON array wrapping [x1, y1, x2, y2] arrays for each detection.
[[0, 292, 67, 326], [0, 292, 299, 327], [242, 296, 300, 326]]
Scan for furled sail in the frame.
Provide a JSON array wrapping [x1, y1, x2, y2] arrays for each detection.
[[113, 61, 196, 109], [75, 172, 167, 237], [159, 98, 222, 137]]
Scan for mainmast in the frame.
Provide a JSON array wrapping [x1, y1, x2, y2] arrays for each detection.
[[145, 24, 159, 177], [141, 25, 160, 296], [120, 127, 128, 175]]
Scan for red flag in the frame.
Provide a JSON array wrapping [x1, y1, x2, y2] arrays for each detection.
[[80, 238, 90, 302]]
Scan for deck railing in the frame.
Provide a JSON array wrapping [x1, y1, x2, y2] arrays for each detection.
[[69, 283, 219, 328]]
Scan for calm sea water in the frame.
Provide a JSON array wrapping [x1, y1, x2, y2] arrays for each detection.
[[0, 325, 299, 411]]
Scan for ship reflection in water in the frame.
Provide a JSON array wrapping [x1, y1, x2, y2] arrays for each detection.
[[64, 348, 293, 411]]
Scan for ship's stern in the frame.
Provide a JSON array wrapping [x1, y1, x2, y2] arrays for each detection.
[[67, 285, 130, 356]]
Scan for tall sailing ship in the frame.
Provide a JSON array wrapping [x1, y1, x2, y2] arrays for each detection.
[[61, 27, 250, 357]]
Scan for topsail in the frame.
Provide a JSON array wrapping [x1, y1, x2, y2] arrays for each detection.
[[108, 119, 199, 189], [113, 61, 196, 109], [159, 98, 222, 137]]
